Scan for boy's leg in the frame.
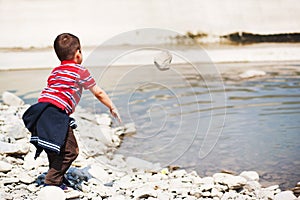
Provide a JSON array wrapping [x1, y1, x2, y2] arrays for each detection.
[[44, 127, 79, 186]]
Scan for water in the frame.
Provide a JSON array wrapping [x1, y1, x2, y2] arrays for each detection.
[[95, 62, 300, 190], [0, 62, 299, 189]]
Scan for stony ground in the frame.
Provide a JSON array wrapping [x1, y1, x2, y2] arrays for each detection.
[[0, 91, 299, 200]]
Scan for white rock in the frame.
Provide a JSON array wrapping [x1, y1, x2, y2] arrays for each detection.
[[81, 183, 91, 193], [185, 196, 197, 200], [115, 175, 134, 189], [148, 173, 163, 182], [1, 177, 19, 184], [258, 190, 276, 200], [215, 184, 228, 192], [244, 180, 261, 192], [239, 69, 266, 79], [265, 184, 280, 191], [2, 120, 27, 140], [211, 188, 223, 198], [96, 114, 112, 126], [200, 183, 215, 191], [5, 156, 24, 165], [202, 191, 212, 197], [170, 169, 187, 178], [87, 164, 110, 183], [27, 184, 40, 192], [240, 171, 259, 181], [191, 176, 203, 185], [38, 186, 66, 200], [200, 176, 214, 185], [2, 91, 24, 106], [157, 192, 172, 200], [122, 123, 136, 136], [0, 141, 30, 155], [220, 192, 238, 200], [126, 156, 160, 171], [65, 190, 82, 199], [107, 195, 125, 200], [0, 160, 12, 172], [213, 173, 247, 189], [19, 173, 35, 184], [274, 191, 297, 200], [154, 181, 169, 190], [133, 186, 158, 198]]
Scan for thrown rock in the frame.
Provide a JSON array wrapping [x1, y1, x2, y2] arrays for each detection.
[[2, 91, 24, 106], [154, 50, 172, 71]]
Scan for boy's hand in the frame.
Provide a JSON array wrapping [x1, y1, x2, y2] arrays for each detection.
[[110, 107, 122, 124]]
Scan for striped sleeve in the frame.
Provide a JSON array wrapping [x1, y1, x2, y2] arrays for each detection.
[[79, 68, 96, 89]]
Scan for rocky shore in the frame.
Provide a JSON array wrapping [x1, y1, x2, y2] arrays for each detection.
[[0, 91, 299, 200]]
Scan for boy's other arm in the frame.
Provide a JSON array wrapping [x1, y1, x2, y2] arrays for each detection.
[[89, 85, 122, 122]]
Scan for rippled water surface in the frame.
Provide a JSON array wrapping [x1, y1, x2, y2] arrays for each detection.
[[101, 62, 300, 189], [0, 62, 299, 189]]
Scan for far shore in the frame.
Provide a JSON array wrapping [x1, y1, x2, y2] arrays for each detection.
[[1, 43, 300, 71]]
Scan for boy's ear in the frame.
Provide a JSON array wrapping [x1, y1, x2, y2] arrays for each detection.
[[74, 50, 82, 64]]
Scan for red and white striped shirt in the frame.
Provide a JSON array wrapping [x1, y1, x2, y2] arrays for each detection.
[[38, 60, 96, 115]]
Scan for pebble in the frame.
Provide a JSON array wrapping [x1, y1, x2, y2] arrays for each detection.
[[213, 173, 247, 190], [274, 191, 297, 200], [65, 190, 83, 199], [239, 69, 267, 79], [122, 123, 137, 136], [87, 163, 110, 183], [0, 140, 30, 155], [240, 170, 260, 181], [96, 113, 112, 126], [0, 161, 13, 172], [2, 91, 24, 106], [266, 184, 280, 191], [132, 185, 158, 199], [1, 177, 19, 184], [244, 180, 261, 192], [19, 173, 35, 184], [199, 176, 214, 185], [37, 186, 65, 200]]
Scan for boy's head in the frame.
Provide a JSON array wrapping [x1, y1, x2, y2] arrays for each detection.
[[54, 33, 82, 63]]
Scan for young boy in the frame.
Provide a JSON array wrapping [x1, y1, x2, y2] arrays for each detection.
[[22, 33, 121, 189]]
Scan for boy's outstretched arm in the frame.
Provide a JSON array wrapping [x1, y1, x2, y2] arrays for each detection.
[[89, 85, 122, 123]]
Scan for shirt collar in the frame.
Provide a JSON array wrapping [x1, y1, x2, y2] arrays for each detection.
[[61, 60, 76, 65]]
